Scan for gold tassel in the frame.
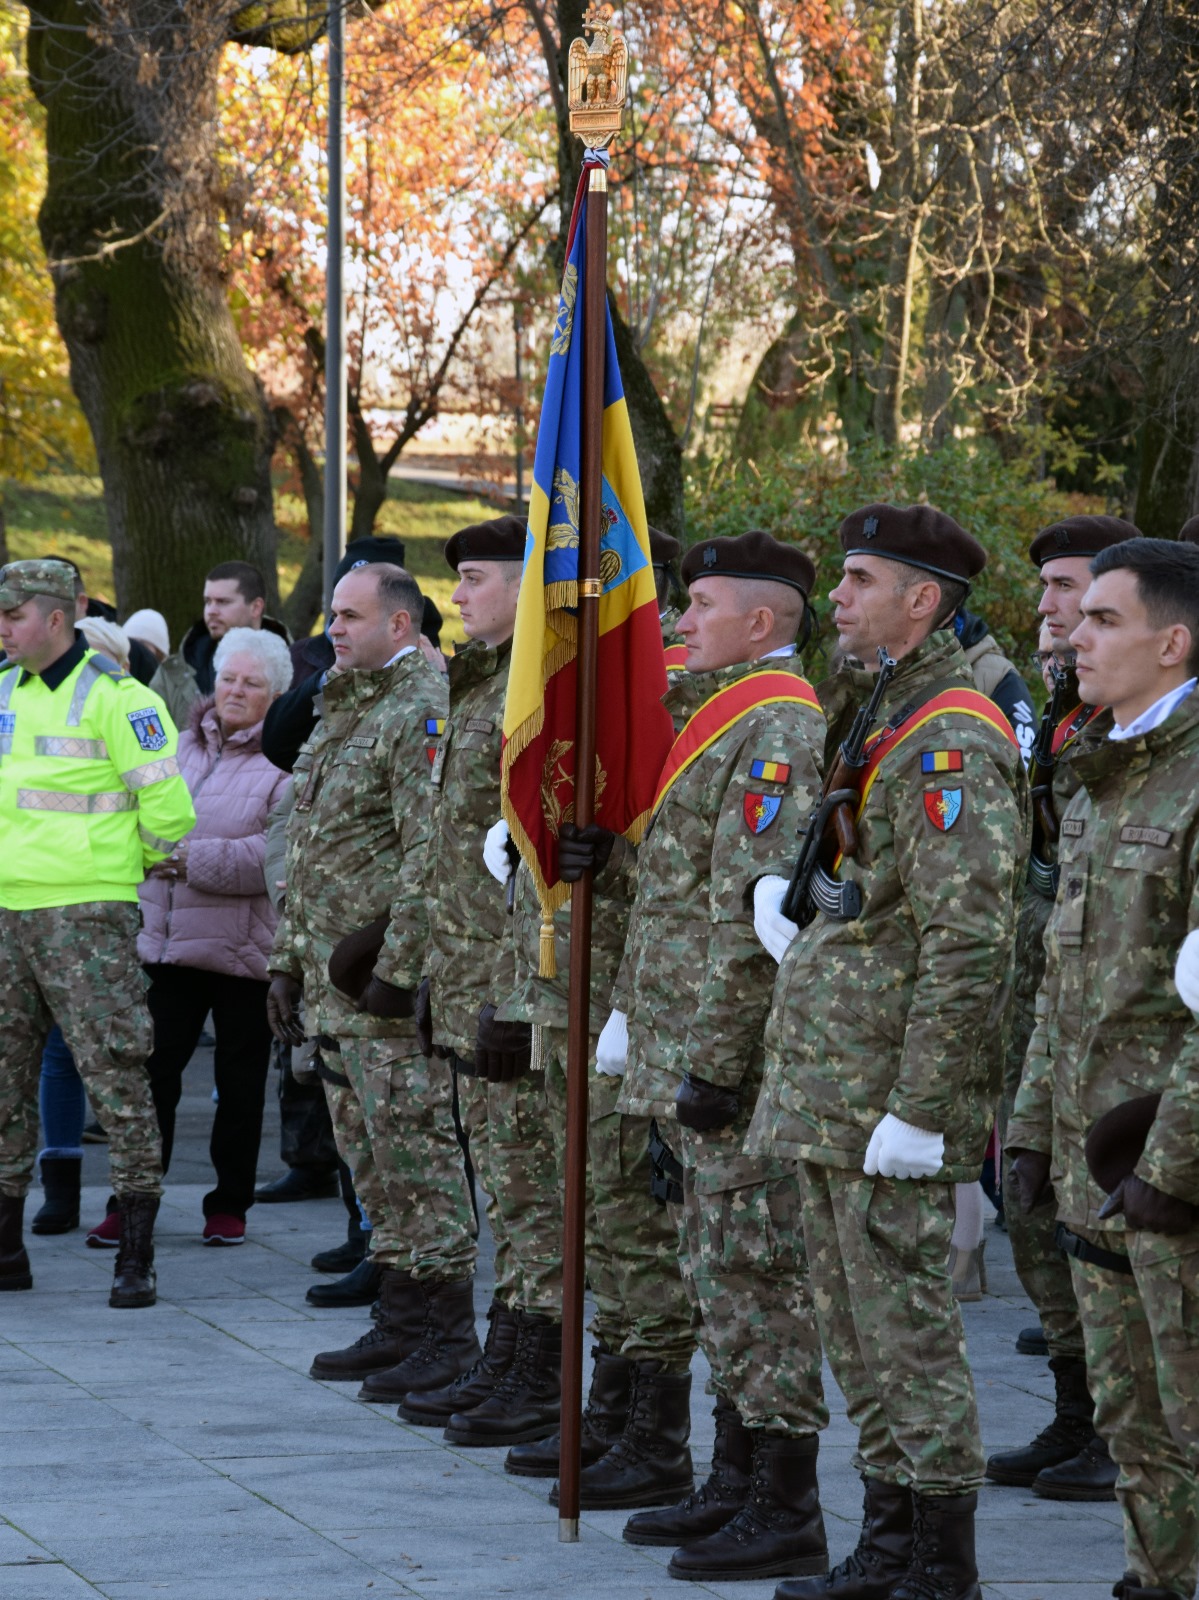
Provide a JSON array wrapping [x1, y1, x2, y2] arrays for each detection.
[[539, 918, 557, 978]]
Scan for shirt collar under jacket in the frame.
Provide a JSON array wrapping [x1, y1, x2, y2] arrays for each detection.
[[384, 645, 417, 667], [758, 644, 797, 660], [22, 629, 88, 691], [1109, 678, 1198, 742]]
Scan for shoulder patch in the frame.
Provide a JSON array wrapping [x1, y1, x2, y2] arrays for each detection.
[[749, 758, 790, 785], [744, 792, 782, 835], [923, 787, 962, 831], [920, 749, 963, 774], [127, 707, 168, 752], [425, 717, 446, 737]]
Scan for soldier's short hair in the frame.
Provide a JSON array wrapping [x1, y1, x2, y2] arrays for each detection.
[[1091, 537, 1199, 671], [369, 563, 425, 631], [206, 560, 266, 604], [889, 560, 967, 630]]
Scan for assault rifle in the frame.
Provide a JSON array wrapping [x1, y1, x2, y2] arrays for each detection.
[[781, 646, 897, 926], [1027, 652, 1070, 898]]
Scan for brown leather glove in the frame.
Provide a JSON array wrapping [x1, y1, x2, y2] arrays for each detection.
[[328, 915, 390, 1000], [266, 974, 305, 1047], [558, 822, 616, 883], [1100, 1174, 1197, 1234], [475, 1004, 532, 1083], [414, 977, 434, 1057], [675, 1072, 739, 1132], [357, 975, 415, 1020], [1008, 1148, 1054, 1213]]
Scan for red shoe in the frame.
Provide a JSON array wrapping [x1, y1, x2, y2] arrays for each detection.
[[85, 1200, 120, 1248], [202, 1214, 245, 1246]]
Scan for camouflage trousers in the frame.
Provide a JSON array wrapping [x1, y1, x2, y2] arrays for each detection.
[[798, 1162, 984, 1491], [1071, 1224, 1199, 1595], [321, 1039, 475, 1283], [542, 1031, 694, 1370], [674, 1122, 825, 1435], [0, 904, 161, 1198], [456, 1060, 560, 1312]]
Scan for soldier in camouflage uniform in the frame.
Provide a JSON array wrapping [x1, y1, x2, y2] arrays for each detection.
[[986, 517, 1136, 1502], [754, 506, 1028, 1600], [265, 564, 479, 1401], [0, 559, 196, 1310], [1007, 538, 1199, 1600], [568, 531, 830, 1580], [409, 516, 564, 1441]]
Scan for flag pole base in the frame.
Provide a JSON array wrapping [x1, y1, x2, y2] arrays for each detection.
[[558, 1517, 580, 1543]]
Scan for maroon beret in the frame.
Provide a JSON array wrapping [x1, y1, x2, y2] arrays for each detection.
[[444, 515, 527, 571], [680, 529, 815, 596], [648, 525, 681, 566], [1084, 1094, 1161, 1195], [1178, 516, 1199, 546], [839, 503, 986, 587], [1029, 514, 1141, 568]]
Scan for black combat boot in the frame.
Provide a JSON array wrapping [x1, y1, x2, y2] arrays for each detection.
[[507, 1345, 633, 1477], [399, 1299, 520, 1426], [776, 1476, 913, 1600], [560, 1360, 693, 1511], [1016, 1324, 1048, 1356], [109, 1194, 160, 1309], [358, 1277, 481, 1401], [624, 1396, 753, 1545], [306, 1254, 382, 1308], [31, 1156, 81, 1235], [889, 1491, 982, 1600], [1121, 1586, 1189, 1600], [443, 1310, 561, 1445], [666, 1431, 827, 1582], [984, 1356, 1094, 1485], [1032, 1432, 1117, 1500], [309, 1267, 425, 1379], [0, 1194, 32, 1291], [310, 1213, 368, 1273]]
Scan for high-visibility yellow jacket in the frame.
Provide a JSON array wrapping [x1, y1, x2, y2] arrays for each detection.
[[0, 637, 197, 911]]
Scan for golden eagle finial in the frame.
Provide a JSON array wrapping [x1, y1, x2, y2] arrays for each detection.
[[568, 6, 628, 148]]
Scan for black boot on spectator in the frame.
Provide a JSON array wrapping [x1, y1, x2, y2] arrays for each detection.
[[254, 1167, 338, 1203], [776, 1475, 912, 1600], [32, 1156, 81, 1235], [1032, 1433, 1118, 1500], [109, 1194, 159, 1309], [309, 1267, 424, 1379], [985, 1357, 1094, 1485], [561, 1361, 693, 1511], [358, 1277, 482, 1401], [311, 1213, 369, 1273], [0, 1194, 32, 1291], [666, 1432, 827, 1582], [399, 1299, 519, 1425], [507, 1344, 632, 1477], [889, 1491, 982, 1600], [442, 1309, 560, 1446], [624, 1395, 753, 1545], [306, 1254, 382, 1308]]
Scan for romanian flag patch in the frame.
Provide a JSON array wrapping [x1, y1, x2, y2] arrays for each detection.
[[425, 718, 445, 738], [921, 750, 963, 774], [749, 759, 791, 784]]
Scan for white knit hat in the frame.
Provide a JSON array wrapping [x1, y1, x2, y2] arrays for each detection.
[[122, 607, 170, 657], [80, 616, 131, 670]]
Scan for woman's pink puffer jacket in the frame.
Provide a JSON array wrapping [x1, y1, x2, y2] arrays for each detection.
[[137, 698, 291, 981]]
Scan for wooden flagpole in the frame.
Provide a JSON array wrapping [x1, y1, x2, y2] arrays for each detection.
[[558, 6, 627, 1544]]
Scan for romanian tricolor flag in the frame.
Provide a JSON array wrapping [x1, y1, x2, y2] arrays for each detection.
[[502, 157, 675, 975]]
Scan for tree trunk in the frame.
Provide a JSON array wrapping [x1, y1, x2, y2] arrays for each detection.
[[274, 406, 326, 637], [872, 0, 923, 444], [26, 0, 279, 644]]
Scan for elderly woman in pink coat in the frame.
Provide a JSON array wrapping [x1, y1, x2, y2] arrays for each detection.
[[90, 626, 293, 1248]]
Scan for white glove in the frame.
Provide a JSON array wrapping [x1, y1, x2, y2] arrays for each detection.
[[754, 875, 799, 964], [863, 1112, 945, 1180], [483, 818, 513, 884], [1176, 928, 1199, 1012], [595, 1009, 628, 1077]]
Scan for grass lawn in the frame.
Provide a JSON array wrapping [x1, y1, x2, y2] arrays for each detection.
[[5, 473, 498, 650]]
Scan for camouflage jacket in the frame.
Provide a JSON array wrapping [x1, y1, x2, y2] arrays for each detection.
[[423, 637, 512, 1058], [269, 650, 446, 1044], [497, 861, 629, 1035], [615, 657, 825, 1143], [1008, 688, 1199, 1222], [753, 629, 1029, 1179]]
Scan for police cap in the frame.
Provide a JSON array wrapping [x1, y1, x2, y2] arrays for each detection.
[[680, 529, 815, 597], [444, 516, 527, 571], [1028, 514, 1140, 568], [0, 558, 78, 610], [839, 503, 986, 587]]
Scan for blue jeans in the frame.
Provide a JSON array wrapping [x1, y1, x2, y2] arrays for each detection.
[[40, 1024, 87, 1159]]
